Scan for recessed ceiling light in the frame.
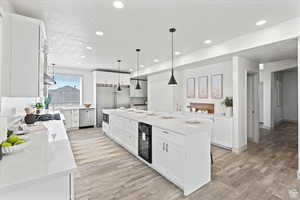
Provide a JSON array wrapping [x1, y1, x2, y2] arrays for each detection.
[[256, 20, 267, 26], [129, 68, 133, 72], [204, 40, 212, 44], [86, 46, 93, 50], [96, 31, 104, 36], [113, 1, 124, 9], [81, 55, 86, 59], [77, 62, 81, 65], [259, 64, 264, 70], [174, 51, 181, 56], [140, 65, 145, 68], [153, 59, 159, 63]]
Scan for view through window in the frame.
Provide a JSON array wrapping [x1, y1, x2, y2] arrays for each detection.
[[48, 74, 82, 105]]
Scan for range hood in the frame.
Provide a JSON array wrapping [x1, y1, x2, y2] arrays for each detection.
[[44, 73, 56, 85]]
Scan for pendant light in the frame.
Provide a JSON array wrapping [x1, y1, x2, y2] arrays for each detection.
[[135, 49, 141, 90], [117, 60, 122, 91], [168, 27, 178, 86]]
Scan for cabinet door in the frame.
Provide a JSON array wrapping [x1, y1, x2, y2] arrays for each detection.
[[72, 110, 79, 128], [10, 15, 40, 97], [213, 118, 232, 148], [165, 140, 184, 184], [62, 110, 72, 130], [153, 135, 168, 174]]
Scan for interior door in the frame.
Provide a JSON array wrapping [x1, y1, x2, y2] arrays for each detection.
[[247, 75, 254, 140], [96, 85, 114, 127]]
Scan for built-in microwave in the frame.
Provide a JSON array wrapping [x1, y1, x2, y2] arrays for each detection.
[[103, 113, 109, 124]]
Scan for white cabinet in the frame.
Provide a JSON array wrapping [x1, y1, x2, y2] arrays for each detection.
[[103, 110, 212, 196], [130, 80, 147, 97], [95, 71, 130, 85], [106, 114, 138, 154], [1, 13, 46, 97], [211, 117, 233, 149], [61, 109, 79, 130], [79, 108, 95, 127], [152, 128, 184, 186]]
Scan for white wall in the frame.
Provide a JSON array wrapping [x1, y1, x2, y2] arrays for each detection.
[[232, 56, 259, 152], [0, 0, 15, 14], [54, 67, 95, 106], [147, 71, 181, 112], [181, 60, 233, 114], [260, 59, 297, 128], [282, 70, 298, 121]]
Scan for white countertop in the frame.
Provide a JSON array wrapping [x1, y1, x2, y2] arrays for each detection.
[[103, 109, 213, 136], [0, 118, 77, 191]]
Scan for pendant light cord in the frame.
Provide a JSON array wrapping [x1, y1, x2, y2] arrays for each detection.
[[118, 60, 121, 85], [136, 49, 140, 82], [171, 31, 174, 75]]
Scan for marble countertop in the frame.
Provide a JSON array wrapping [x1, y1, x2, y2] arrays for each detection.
[[0, 118, 77, 190], [103, 109, 213, 136]]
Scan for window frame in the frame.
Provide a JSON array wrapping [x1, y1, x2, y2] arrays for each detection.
[[48, 73, 83, 106]]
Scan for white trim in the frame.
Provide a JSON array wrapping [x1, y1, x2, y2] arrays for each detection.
[[232, 144, 247, 153]]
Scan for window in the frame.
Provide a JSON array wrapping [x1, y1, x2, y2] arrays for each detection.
[[48, 74, 82, 105]]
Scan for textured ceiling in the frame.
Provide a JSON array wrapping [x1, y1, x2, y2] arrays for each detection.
[[9, 0, 300, 71]]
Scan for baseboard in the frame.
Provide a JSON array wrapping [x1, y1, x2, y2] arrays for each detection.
[[261, 125, 271, 130], [232, 144, 247, 153], [297, 170, 300, 180]]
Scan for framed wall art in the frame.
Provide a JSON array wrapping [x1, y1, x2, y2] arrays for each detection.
[[186, 78, 195, 98], [211, 74, 223, 99], [198, 76, 208, 99]]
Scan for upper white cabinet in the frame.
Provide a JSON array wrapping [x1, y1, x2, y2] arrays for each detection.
[[95, 71, 130, 86], [1, 14, 46, 97], [130, 80, 147, 97]]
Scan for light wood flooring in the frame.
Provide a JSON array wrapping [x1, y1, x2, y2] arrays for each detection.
[[68, 122, 299, 200]]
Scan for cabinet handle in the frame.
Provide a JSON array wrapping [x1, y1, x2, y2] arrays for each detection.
[[166, 143, 168, 152], [163, 142, 165, 151], [162, 131, 169, 134]]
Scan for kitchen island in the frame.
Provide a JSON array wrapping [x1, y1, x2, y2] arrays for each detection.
[[102, 109, 213, 196], [0, 117, 76, 200]]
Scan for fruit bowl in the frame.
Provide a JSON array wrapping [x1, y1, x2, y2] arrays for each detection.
[[1, 135, 31, 154]]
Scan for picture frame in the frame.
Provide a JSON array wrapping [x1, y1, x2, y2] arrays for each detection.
[[186, 78, 195, 98], [198, 76, 208, 99], [211, 74, 223, 99]]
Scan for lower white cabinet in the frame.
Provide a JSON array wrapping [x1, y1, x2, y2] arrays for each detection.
[[211, 117, 233, 149], [152, 131, 184, 185], [103, 110, 212, 196], [61, 109, 79, 130]]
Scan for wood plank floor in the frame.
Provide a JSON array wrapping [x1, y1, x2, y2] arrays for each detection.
[[68, 122, 299, 200]]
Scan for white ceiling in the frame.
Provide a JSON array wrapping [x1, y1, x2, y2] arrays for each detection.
[[9, 0, 300, 72], [237, 39, 298, 63]]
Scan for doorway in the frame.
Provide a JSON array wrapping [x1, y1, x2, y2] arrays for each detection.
[[247, 73, 260, 143]]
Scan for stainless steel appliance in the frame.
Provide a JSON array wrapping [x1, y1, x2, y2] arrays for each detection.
[[96, 84, 130, 127], [138, 122, 152, 164], [103, 113, 109, 124]]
